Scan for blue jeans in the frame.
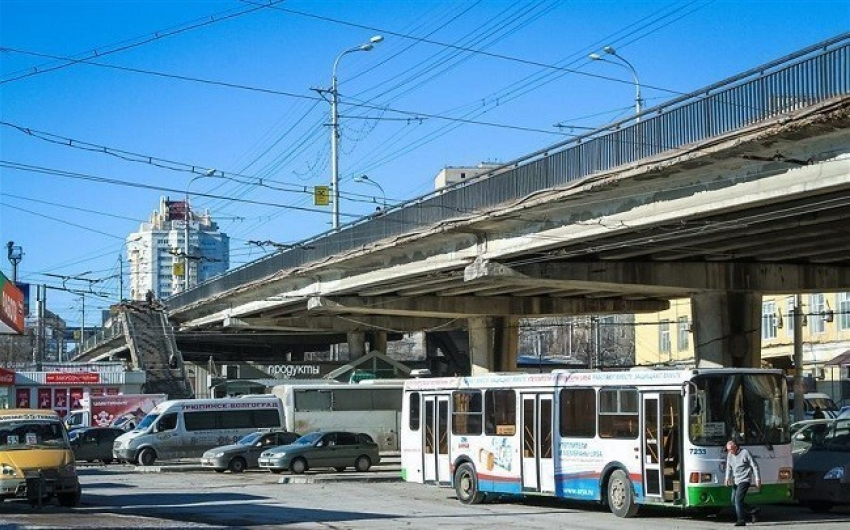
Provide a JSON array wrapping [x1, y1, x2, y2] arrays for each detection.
[[732, 481, 751, 523]]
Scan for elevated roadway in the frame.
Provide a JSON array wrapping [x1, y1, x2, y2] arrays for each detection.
[[83, 35, 850, 373]]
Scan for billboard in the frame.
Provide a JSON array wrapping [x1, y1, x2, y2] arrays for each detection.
[[0, 271, 25, 334]]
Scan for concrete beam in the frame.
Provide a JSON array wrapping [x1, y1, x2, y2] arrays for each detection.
[[223, 315, 460, 333], [467, 260, 850, 294], [307, 295, 667, 318]]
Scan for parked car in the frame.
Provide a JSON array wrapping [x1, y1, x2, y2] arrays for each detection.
[[201, 430, 301, 473], [838, 406, 850, 419], [791, 419, 833, 454], [258, 431, 380, 474], [793, 418, 850, 512], [69, 426, 125, 464]]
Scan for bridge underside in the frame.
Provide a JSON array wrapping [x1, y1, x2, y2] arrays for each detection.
[[161, 97, 850, 373]]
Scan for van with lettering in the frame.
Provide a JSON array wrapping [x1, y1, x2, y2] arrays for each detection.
[[0, 409, 81, 506], [112, 397, 285, 466]]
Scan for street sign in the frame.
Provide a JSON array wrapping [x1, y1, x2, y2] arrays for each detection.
[[314, 186, 329, 206], [173, 261, 185, 277]]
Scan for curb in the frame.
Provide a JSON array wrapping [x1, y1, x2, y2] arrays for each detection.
[[279, 472, 402, 484]]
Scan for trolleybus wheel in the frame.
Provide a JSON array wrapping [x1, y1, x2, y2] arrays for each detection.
[[454, 462, 485, 505], [607, 469, 638, 518]]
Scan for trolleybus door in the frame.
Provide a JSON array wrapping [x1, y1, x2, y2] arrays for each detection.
[[521, 393, 555, 493], [642, 392, 681, 502], [423, 394, 451, 485]]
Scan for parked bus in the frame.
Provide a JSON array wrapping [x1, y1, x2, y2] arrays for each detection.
[[271, 380, 403, 452], [401, 368, 793, 517], [112, 397, 285, 466]]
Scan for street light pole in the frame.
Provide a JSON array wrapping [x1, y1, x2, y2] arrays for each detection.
[[589, 45, 643, 119], [353, 174, 387, 209], [184, 172, 213, 291], [330, 35, 383, 229]]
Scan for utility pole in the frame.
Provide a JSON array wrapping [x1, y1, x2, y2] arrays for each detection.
[[793, 294, 805, 421], [118, 253, 123, 301]]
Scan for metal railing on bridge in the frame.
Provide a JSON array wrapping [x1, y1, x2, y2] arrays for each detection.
[[168, 33, 849, 311]]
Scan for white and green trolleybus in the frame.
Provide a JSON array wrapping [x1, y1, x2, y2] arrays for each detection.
[[400, 368, 793, 517]]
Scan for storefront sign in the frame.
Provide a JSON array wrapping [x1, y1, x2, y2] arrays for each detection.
[[0, 367, 14, 385], [45, 372, 100, 384], [259, 363, 343, 379], [0, 272, 25, 334]]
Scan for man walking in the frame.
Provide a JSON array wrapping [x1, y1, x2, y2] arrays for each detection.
[[725, 439, 761, 526]]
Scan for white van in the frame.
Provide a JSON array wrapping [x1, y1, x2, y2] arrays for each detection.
[[788, 392, 840, 420], [112, 397, 285, 466]]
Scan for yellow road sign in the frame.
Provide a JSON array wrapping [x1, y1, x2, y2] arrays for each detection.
[[314, 185, 329, 206]]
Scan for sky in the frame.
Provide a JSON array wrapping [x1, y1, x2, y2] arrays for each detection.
[[1, 0, 847, 329]]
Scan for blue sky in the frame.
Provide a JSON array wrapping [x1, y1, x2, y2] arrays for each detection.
[[1, 0, 847, 328]]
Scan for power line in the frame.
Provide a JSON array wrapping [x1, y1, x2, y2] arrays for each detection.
[[0, 0, 286, 84]]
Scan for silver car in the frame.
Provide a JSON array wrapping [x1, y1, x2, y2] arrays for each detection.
[[201, 430, 300, 473], [258, 431, 380, 474]]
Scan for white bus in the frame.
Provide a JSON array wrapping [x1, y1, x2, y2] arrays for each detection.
[[271, 380, 404, 452], [112, 397, 285, 466], [401, 368, 793, 517]]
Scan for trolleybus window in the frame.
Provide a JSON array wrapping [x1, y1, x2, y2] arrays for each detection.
[[689, 373, 789, 446], [599, 388, 638, 439], [295, 390, 333, 411], [484, 390, 516, 435], [559, 388, 596, 437], [409, 392, 420, 431], [452, 390, 482, 435]]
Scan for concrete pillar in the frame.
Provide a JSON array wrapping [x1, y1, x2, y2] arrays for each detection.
[[468, 316, 494, 375], [493, 316, 519, 372], [347, 331, 366, 361], [371, 331, 388, 354], [691, 292, 762, 368]]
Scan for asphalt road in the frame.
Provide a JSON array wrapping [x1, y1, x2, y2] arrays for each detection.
[[1, 465, 849, 529]]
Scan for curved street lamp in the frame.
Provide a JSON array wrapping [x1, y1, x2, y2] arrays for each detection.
[[330, 35, 384, 229], [353, 174, 387, 209], [589, 45, 643, 119]]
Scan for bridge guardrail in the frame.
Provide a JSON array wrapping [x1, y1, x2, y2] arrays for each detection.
[[163, 34, 849, 311]]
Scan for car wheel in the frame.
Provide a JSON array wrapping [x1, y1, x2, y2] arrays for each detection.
[[454, 462, 485, 505], [334, 466, 346, 472], [228, 457, 247, 474], [57, 485, 81, 507], [607, 469, 638, 518], [808, 501, 833, 513], [138, 447, 157, 467], [354, 455, 371, 472], [290, 458, 308, 474]]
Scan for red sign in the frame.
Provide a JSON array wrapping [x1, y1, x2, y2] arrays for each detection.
[[0, 367, 14, 385], [45, 372, 100, 384], [16, 388, 30, 408], [70, 388, 84, 409], [53, 388, 68, 409], [0, 275, 25, 334], [38, 388, 51, 409]]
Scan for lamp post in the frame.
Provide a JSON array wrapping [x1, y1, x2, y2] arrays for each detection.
[[353, 174, 387, 209], [184, 172, 212, 291], [589, 45, 643, 119], [330, 35, 383, 229]]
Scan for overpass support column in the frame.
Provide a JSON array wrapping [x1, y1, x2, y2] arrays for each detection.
[[468, 317, 494, 375], [347, 331, 366, 361], [371, 331, 388, 354], [691, 292, 762, 368], [493, 316, 518, 372]]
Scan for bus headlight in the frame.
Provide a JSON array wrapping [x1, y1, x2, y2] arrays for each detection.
[[689, 472, 713, 483], [778, 467, 792, 480], [59, 462, 77, 476], [1, 463, 18, 476], [823, 467, 845, 480]]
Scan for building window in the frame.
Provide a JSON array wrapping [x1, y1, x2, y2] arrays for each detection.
[[677, 317, 689, 351], [659, 320, 671, 356], [762, 301, 777, 340], [786, 296, 796, 339], [810, 293, 826, 334], [838, 293, 850, 331]]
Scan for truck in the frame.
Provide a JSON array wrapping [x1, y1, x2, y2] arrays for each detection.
[[64, 394, 167, 431]]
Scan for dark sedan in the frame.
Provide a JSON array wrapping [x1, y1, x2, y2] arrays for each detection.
[[201, 430, 301, 473], [794, 418, 850, 512], [70, 426, 125, 464]]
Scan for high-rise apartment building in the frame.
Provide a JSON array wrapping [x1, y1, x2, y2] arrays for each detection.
[[127, 197, 229, 300]]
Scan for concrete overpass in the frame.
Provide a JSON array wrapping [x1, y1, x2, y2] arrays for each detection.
[[83, 35, 850, 374]]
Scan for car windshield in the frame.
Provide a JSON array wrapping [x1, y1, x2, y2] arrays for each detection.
[[238, 433, 262, 445], [136, 413, 158, 431], [812, 419, 850, 451], [0, 420, 70, 450], [808, 397, 838, 412], [690, 373, 790, 446], [293, 432, 322, 445]]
